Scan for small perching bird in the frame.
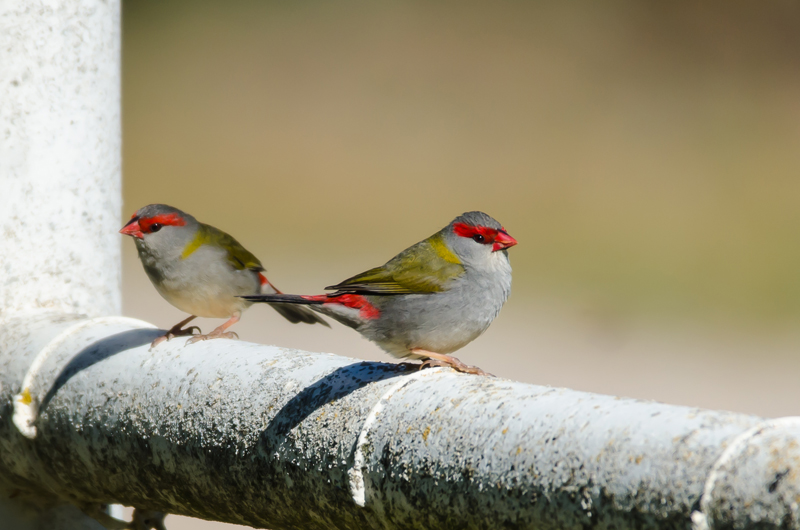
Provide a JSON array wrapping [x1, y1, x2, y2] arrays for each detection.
[[120, 204, 327, 347], [242, 211, 516, 375]]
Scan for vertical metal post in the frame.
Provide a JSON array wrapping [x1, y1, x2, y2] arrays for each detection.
[[0, 0, 121, 527], [0, 0, 122, 318]]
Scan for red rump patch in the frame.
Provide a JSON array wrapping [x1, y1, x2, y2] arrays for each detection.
[[301, 294, 380, 320], [138, 213, 186, 233], [453, 222, 499, 243], [258, 273, 284, 294]]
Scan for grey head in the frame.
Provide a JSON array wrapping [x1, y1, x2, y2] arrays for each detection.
[[119, 203, 200, 260], [439, 211, 518, 269]]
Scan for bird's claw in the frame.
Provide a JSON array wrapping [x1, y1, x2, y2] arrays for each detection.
[[458, 365, 494, 377], [420, 358, 494, 377], [185, 331, 239, 345], [150, 335, 168, 348], [151, 325, 202, 348], [419, 359, 449, 370]]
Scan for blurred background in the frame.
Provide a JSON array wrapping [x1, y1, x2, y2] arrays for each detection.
[[121, 1, 800, 527]]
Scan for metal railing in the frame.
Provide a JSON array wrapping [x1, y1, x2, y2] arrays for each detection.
[[2, 312, 800, 529], [2, 1, 799, 529]]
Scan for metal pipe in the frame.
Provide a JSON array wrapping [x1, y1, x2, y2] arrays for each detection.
[[1, 0, 121, 527], [3, 2, 799, 529], [0, 0, 121, 319], [1, 312, 798, 530]]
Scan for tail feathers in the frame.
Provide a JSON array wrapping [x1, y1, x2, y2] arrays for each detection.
[[243, 292, 381, 329], [270, 302, 329, 326], [242, 294, 321, 305], [242, 294, 330, 326]]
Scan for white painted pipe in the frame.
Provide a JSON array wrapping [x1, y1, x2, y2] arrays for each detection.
[[0, 0, 122, 319], [2, 312, 800, 530], [0, 0, 121, 528], [3, 1, 800, 529]]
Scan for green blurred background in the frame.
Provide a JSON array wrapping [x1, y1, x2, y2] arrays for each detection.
[[121, 2, 800, 527]]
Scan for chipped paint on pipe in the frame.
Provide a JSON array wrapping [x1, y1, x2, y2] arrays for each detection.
[[2, 313, 800, 529]]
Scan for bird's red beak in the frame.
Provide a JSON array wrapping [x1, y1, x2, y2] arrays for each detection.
[[119, 217, 144, 239], [492, 229, 517, 251]]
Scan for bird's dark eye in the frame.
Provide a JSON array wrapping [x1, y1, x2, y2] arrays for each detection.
[[472, 234, 485, 243], [149, 223, 163, 233]]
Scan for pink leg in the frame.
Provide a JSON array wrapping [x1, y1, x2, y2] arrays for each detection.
[[186, 312, 241, 345], [412, 348, 494, 377], [151, 315, 201, 347]]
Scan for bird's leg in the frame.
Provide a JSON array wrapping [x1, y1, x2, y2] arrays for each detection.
[[415, 359, 451, 369], [413, 349, 494, 377], [186, 312, 240, 344], [166, 315, 201, 337], [151, 315, 201, 347]]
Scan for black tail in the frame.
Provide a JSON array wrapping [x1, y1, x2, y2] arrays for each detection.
[[241, 294, 330, 326], [241, 294, 321, 305]]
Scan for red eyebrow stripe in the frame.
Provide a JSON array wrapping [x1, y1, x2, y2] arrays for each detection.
[[453, 222, 499, 243], [138, 213, 186, 232]]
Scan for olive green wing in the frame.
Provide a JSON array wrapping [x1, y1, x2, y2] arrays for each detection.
[[327, 233, 465, 294], [183, 223, 264, 271]]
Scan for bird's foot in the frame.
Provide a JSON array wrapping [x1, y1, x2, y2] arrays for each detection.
[[151, 325, 201, 348], [185, 313, 241, 345], [185, 330, 239, 345], [419, 359, 450, 370], [413, 349, 494, 377], [420, 358, 492, 376], [151, 316, 201, 348]]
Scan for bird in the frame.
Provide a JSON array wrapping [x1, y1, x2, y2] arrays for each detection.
[[242, 211, 516, 375], [120, 204, 328, 347]]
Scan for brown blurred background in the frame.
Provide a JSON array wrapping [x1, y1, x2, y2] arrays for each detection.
[[121, 1, 800, 527]]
